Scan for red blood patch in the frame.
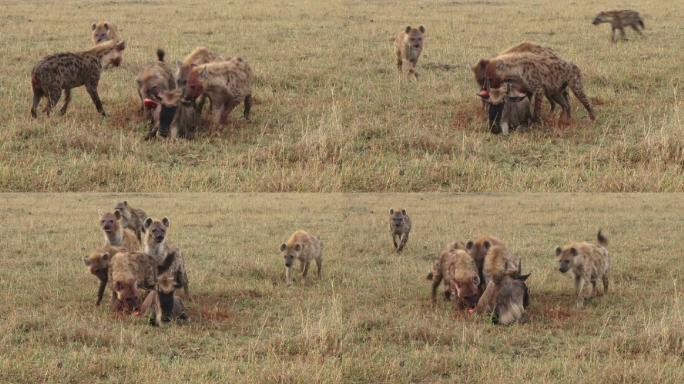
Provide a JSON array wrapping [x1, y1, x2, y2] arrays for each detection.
[[478, 89, 489, 98], [143, 99, 158, 109]]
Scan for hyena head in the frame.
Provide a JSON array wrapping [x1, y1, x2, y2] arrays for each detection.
[[555, 246, 578, 273], [483, 82, 529, 134], [389, 208, 407, 231], [113, 279, 140, 311], [100, 41, 126, 68], [84, 248, 113, 276], [144, 217, 170, 245], [91, 20, 113, 43], [466, 238, 492, 265], [472, 59, 489, 88], [100, 212, 121, 234], [114, 201, 131, 220], [451, 272, 481, 308], [403, 25, 425, 52], [279, 242, 302, 268], [592, 12, 608, 25], [182, 67, 207, 102]]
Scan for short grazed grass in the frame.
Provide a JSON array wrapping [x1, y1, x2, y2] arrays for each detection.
[[0, 0, 682, 192], [1, 193, 682, 383]]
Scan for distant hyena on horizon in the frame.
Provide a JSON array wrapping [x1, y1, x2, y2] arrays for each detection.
[[593, 10, 645, 43], [394, 25, 425, 78]]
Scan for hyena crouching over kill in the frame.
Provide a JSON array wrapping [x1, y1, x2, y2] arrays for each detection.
[[30, 40, 126, 118]]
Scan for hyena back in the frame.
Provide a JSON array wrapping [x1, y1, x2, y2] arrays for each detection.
[[30, 40, 126, 118], [593, 10, 644, 42]]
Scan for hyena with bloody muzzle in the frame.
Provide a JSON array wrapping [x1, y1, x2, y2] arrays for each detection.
[[91, 20, 119, 44], [483, 52, 595, 123], [143, 216, 191, 299], [30, 40, 126, 118], [136, 49, 176, 120], [144, 89, 200, 140], [394, 25, 425, 79], [176, 47, 225, 114], [427, 248, 481, 310], [389, 208, 411, 253], [181, 57, 253, 124], [109, 250, 158, 314]]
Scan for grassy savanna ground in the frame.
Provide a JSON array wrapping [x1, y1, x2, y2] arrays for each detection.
[[1, 193, 683, 383], [0, 0, 682, 192]]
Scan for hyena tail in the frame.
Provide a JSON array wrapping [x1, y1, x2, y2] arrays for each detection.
[[156, 48, 165, 62], [569, 65, 596, 121], [597, 230, 608, 247]]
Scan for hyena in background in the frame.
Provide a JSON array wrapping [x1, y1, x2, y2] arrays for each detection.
[[143, 217, 191, 298], [100, 211, 140, 251], [84, 244, 126, 306], [136, 49, 176, 116], [91, 20, 119, 44], [182, 58, 253, 124], [30, 40, 126, 118], [114, 201, 147, 242], [389, 208, 411, 253], [484, 52, 595, 122], [593, 10, 645, 42], [394, 25, 425, 78], [109, 251, 158, 313], [555, 230, 610, 308], [279, 230, 323, 286]]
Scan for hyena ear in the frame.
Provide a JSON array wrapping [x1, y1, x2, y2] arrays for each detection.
[[401, 209, 406, 215], [483, 240, 491, 250], [570, 248, 578, 257], [418, 25, 425, 33], [295, 244, 302, 252], [102, 252, 111, 261], [555, 247, 562, 256], [405, 26, 412, 34], [115, 41, 126, 51], [200, 66, 209, 79], [91, 23, 97, 31], [389, 208, 394, 215], [114, 210, 121, 220], [466, 241, 474, 250], [279, 243, 287, 252], [143, 217, 153, 229], [161, 217, 170, 228], [104, 22, 109, 31]]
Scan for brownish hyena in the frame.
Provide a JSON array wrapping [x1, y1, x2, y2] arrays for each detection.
[[394, 25, 425, 78], [84, 244, 125, 306], [389, 208, 411, 253], [555, 230, 610, 308], [136, 49, 176, 117], [176, 47, 224, 88], [482, 243, 520, 286], [427, 241, 466, 304], [91, 20, 119, 44], [30, 40, 126, 118], [143, 216, 191, 298], [140, 274, 189, 326], [100, 211, 140, 251], [279, 230, 323, 286], [427, 247, 481, 309], [475, 270, 530, 325], [593, 10, 645, 43], [182, 58, 253, 124], [109, 250, 158, 313], [114, 201, 147, 242], [484, 52, 595, 122], [466, 235, 505, 283]]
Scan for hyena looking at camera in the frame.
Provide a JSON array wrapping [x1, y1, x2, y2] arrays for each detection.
[[30, 40, 126, 118], [389, 208, 411, 253], [555, 230, 610, 308], [394, 25, 425, 78], [279, 230, 323, 286], [143, 217, 191, 299], [91, 20, 119, 44], [592, 10, 645, 43]]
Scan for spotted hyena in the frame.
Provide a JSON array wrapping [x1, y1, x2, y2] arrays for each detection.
[[136, 49, 176, 117], [114, 201, 147, 242], [394, 25, 425, 78], [182, 58, 253, 124], [593, 10, 645, 43], [389, 208, 411, 253], [436, 248, 481, 310], [109, 250, 158, 313], [176, 47, 225, 113], [279, 230, 323, 286], [84, 244, 125, 306], [555, 230, 610, 308], [473, 42, 569, 113], [91, 20, 119, 44], [483, 52, 595, 122], [143, 216, 191, 299], [30, 40, 126, 118]]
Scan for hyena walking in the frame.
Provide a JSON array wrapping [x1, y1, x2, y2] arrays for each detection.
[[555, 230, 610, 308], [30, 40, 126, 118], [394, 25, 425, 78], [389, 208, 411, 253], [592, 10, 645, 42], [279, 230, 323, 286]]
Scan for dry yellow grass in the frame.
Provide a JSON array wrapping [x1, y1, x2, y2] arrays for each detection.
[[1, 193, 683, 383], [0, 0, 682, 191]]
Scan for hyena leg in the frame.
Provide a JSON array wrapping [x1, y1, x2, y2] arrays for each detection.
[[397, 233, 409, 253], [532, 89, 544, 123], [396, 55, 403, 74], [591, 279, 598, 297], [575, 275, 586, 307], [409, 60, 419, 79], [570, 72, 596, 121], [392, 234, 399, 250], [243, 94, 252, 121], [619, 27, 627, 40], [302, 261, 310, 284], [611, 27, 617, 43], [315, 257, 322, 279], [630, 24, 643, 35], [197, 94, 208, 115], [85, 84, 106, 116], [218, 100, 239, 125], [31, 89, 43, 118], [286, 266, 293, 286], [430, 273, 443, 304], [44, 88, 62, 116], [59, 89, 71, 115], [602, 274, 609, 294]]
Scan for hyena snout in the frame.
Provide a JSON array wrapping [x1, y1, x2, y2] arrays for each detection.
[[559, 260, 571, 273], [284, 255, 294, 268]]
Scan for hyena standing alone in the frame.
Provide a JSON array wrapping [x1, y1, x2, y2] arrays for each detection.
[[279, 230, 323, 286], [30, 40, 126, 118], [389, 208, 411, 253], [555, 230, 610, 308], [592, 10, 645, 43], [394, 25, 425, 78]]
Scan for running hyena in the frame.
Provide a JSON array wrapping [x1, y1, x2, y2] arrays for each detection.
[[592, 10, 645, 43], [394, 25, 425, 78]]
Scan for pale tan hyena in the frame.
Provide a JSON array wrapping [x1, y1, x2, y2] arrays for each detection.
[[279, 230, 323, 286], [483, 52, 595, 122], [482, 243, 520, 286], [394, 25, 425, 78], [100, 211, 140, 251], [389, 208, 411, 253], [136, 49, 176, 117], [91, 20, 119, 44], [176, 47, 224, 88], [427, 247, 481, 309], [465, 235, 506, 285], [426, 241, 466, 304], [143, 216, 191, 299], [84, 244, 126, 306], [182, 58, 253, 124], [555, 230, 610, 308], [592, 10, 645, 43]]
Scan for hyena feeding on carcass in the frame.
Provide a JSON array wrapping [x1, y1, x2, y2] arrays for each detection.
[[136, 49, 176, 119], [427, 246, 481, 310], [176, 47, 225, 114], [143, 89, 200, 139], [30, 40, 126, 118], [593, 10, 645, 43]]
